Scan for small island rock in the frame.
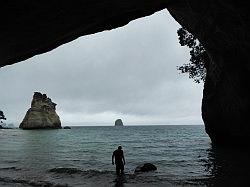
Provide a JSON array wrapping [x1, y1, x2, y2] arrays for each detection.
[[19, 92, 61, 129], [134, 163, 157, 173], [115, 119, 123, 126], [63, 126, 71, 129], [0, 124, 14, 129]]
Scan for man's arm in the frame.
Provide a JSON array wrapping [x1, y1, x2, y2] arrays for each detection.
[[122, 151, 125, 165], [112, 152, 114, 165]]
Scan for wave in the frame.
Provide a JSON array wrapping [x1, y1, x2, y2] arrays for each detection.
[[1, 167, 173, 187], [0, 166, 21, 171], [49, 167, 83, 174], [0, 176, 68, 187], [48, 167, 170, 183], [49, 167, 116, 177]]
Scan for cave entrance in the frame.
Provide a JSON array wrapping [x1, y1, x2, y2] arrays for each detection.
[[0, 10, 203, 126]]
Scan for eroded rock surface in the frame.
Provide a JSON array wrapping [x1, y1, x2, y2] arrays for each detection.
[[19, 92, 61, 129]]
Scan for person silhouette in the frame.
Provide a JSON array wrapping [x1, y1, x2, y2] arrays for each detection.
[[112, 145, 126, 175]]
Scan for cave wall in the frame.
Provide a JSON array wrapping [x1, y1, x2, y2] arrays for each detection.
[[1, 1, 250, 146], [168, 0, 250, 146]]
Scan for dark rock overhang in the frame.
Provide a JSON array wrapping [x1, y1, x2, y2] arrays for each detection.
[[0, 1, 175, 68]]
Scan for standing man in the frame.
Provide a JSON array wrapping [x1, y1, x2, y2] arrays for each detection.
[[112, 145, 126, 175]]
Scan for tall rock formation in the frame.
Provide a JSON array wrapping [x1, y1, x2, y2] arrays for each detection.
[[20, 92, 61, 129]]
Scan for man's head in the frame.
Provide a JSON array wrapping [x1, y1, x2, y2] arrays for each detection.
[[118, 145, 122, 150]]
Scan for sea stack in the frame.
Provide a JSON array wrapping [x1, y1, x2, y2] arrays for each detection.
[[115, 119, 123, 126], [19, 92, 61, 129]]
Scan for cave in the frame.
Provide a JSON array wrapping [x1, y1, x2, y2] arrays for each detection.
[[1, 1, 250, 146]]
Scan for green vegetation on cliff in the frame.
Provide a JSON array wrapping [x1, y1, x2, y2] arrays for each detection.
[[177, 27, 208, 83], [0, 110, 6, 123]]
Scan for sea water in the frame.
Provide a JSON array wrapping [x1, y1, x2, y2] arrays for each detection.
[[0, 125, 250, 186]]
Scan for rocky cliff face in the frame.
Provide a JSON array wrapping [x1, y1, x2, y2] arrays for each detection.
[[20, 92, 61, 129], [167, 1, 250, 146], [2, 1, 250, 145]]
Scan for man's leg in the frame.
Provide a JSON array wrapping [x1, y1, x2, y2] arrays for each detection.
[[116, 164, 120, 175], [120, 164, 124, 174]]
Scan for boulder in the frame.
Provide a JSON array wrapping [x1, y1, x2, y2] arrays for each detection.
[[19, 92, 61, 129], [63, 126, 71, 129], [115, 119, 123, 126], [134, 163, 157, 173]]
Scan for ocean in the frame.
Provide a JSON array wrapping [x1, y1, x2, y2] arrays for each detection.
[[0, 125, 250, 187]]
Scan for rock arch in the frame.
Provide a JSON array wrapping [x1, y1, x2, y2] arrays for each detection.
[[1, 1, 250, 146]]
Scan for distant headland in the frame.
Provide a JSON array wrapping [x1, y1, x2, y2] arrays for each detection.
[[19, 92, 61, 129], [115, 119, 123, 126]]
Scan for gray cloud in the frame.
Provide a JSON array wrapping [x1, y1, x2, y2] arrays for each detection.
[[0, 10, 203, 125]]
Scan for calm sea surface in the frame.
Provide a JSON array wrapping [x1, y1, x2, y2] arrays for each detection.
[[1, 125, 250, 186]]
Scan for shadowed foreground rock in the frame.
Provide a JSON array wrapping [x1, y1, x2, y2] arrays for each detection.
[[20, 92, 61, 129], [134, 163, 157, 173]]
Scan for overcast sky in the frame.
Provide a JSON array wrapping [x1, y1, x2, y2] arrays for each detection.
[[0, 10, 204, 126]]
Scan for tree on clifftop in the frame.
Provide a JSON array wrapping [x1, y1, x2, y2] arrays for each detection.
[[177, 27, 209, 83], [0, 110, 6, 123]]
